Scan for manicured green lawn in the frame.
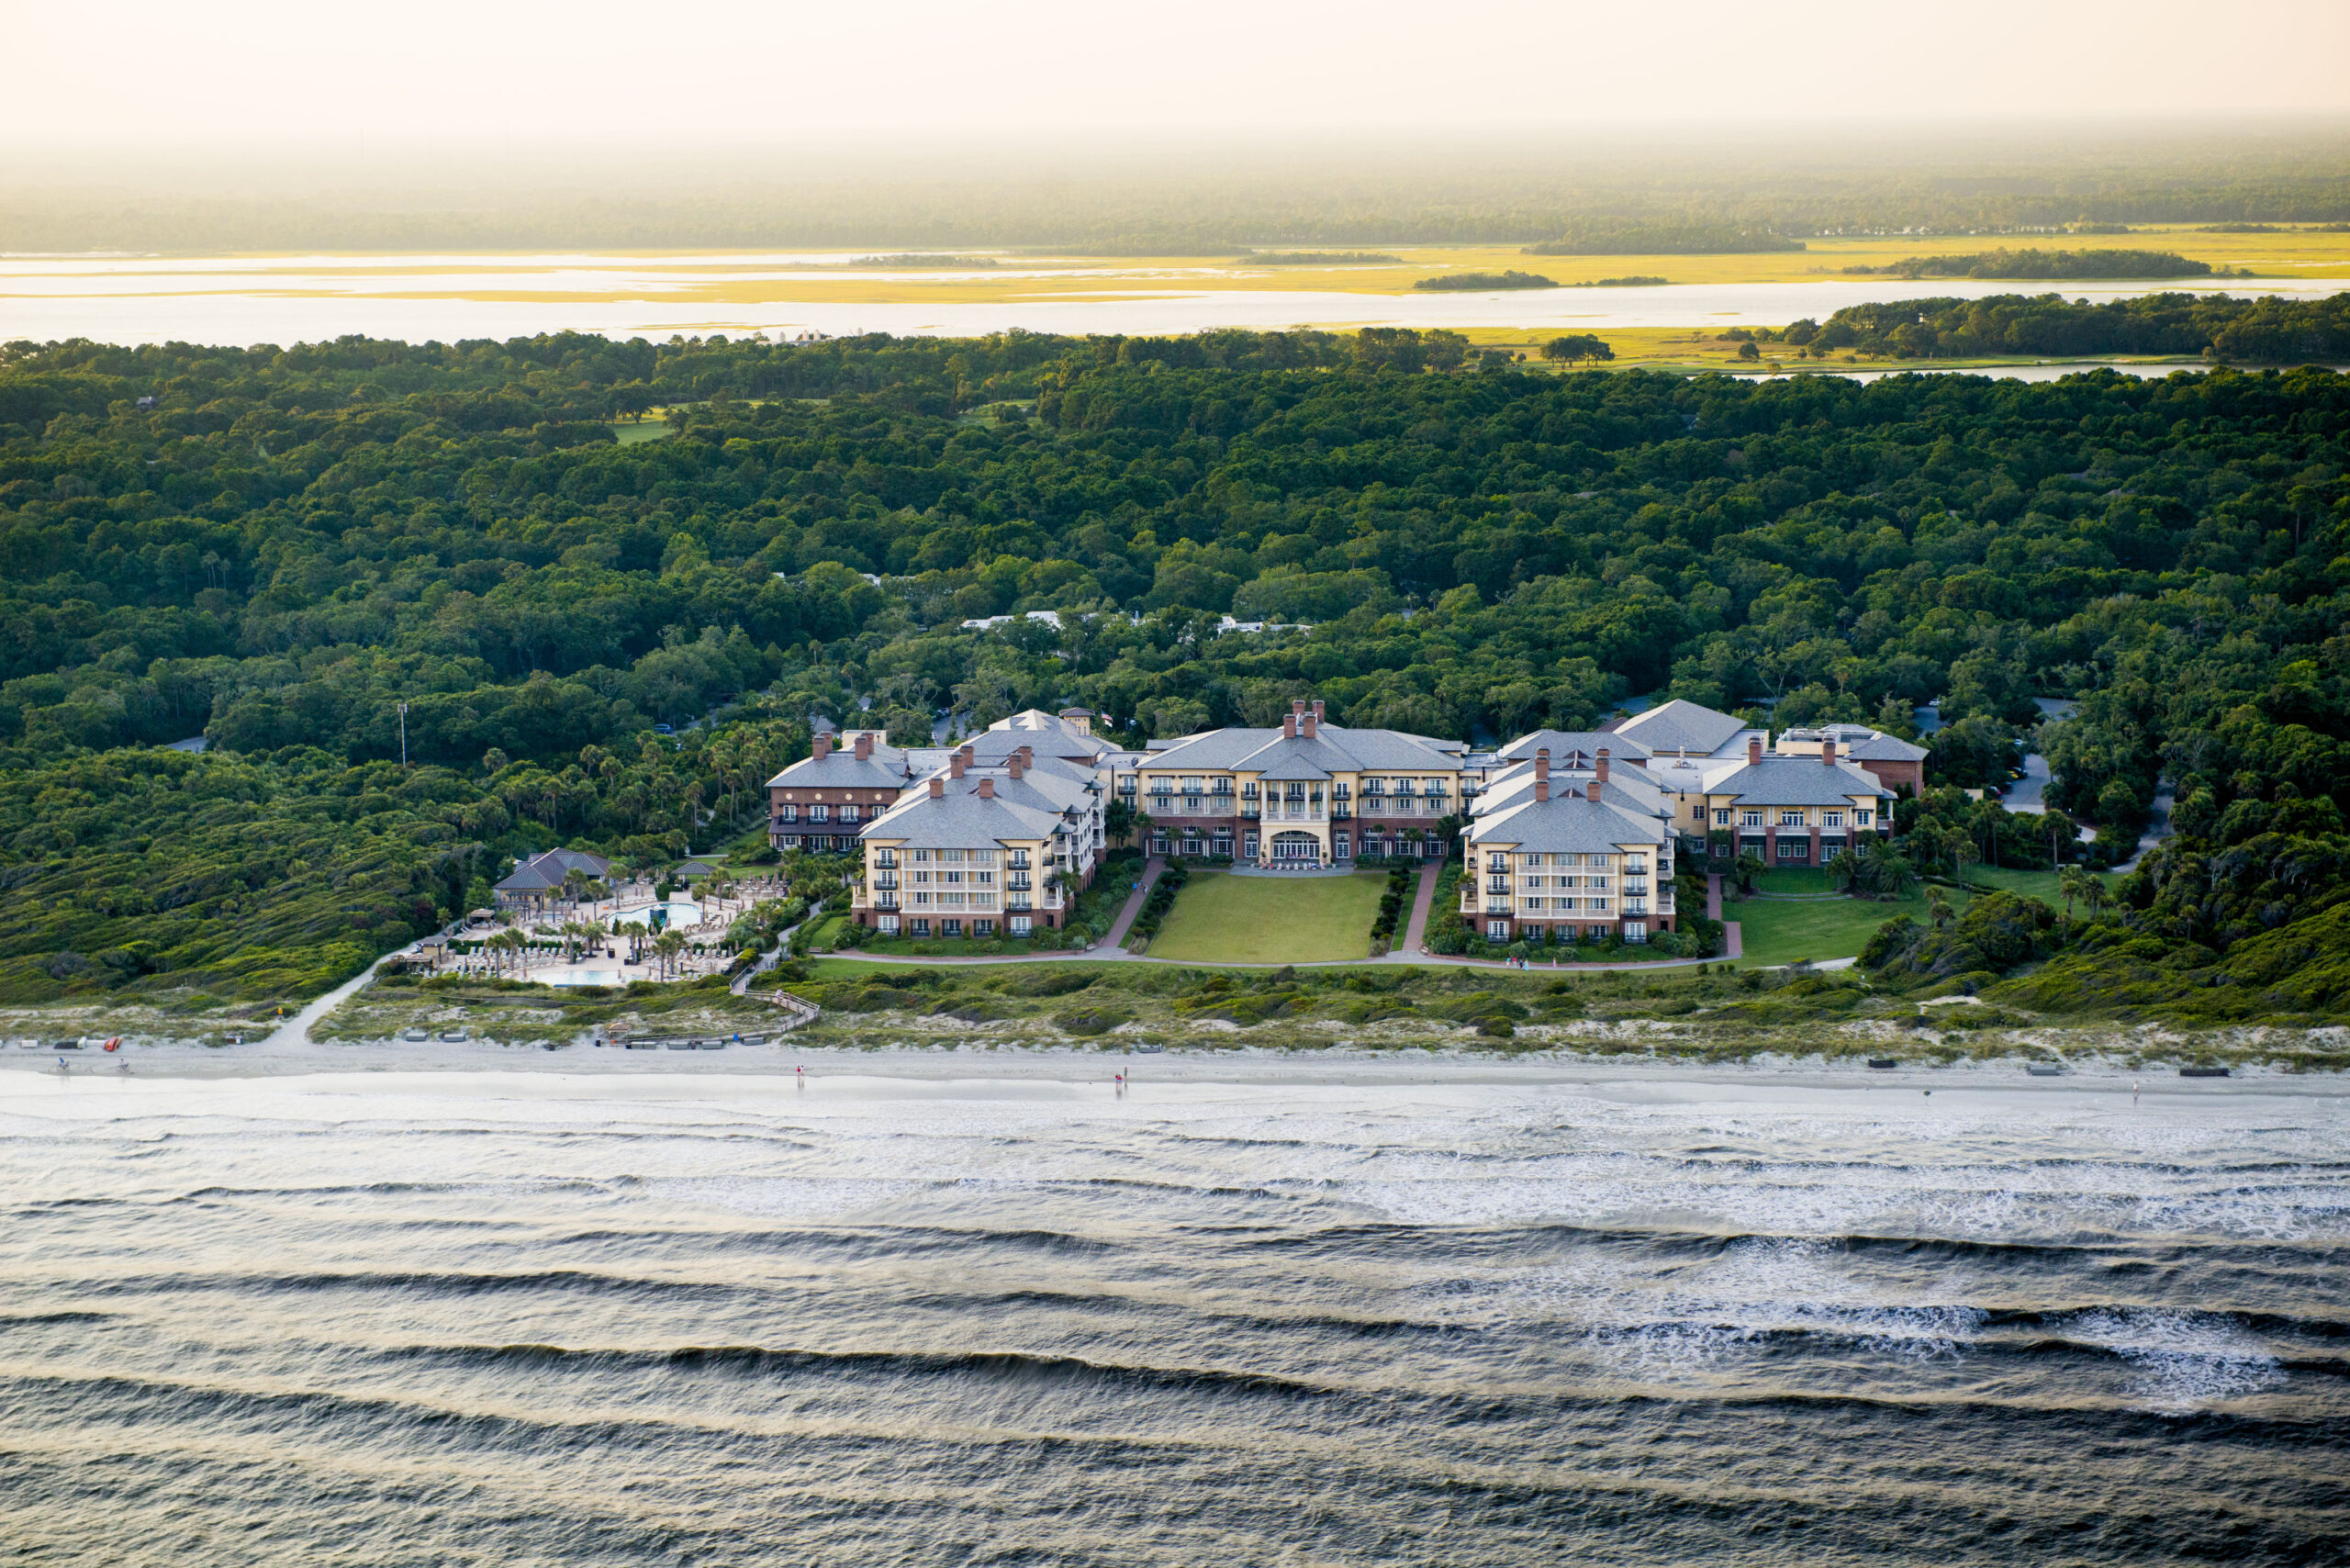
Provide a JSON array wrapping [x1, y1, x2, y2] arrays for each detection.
[[1731, 883, 1930, 967], [1146, 871, 1386, 963]]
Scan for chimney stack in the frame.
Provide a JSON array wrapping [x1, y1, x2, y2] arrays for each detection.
[[978, 778, 994, 799], [855, 732, 872, 760], [1009, 753, 1025, 780], [1303, 706, 1317, 740], [1019, 745, 1034, 769], [1284, 712, 1297, 740], [1312, 699, 1325, 724], [1595, 747, 1610, 786], [1748, 735, 1762, 767], [1586, 775, 1603, 803], [950, 753, 967, 779], [929, 777, 945, 799], [958, 744, 973, 767], [1535, 746, 1550, 802], [1822, 737, 1837, 767], [814, 733, 832, 759]]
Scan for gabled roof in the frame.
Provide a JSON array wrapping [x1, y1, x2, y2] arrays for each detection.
[[860, 781, 1066, 849], [767, 742, 918, 792], [1467, 792, 1666, 855], [1498, 729, 1651, 766], [1475, 765, 1668, 821], [495, 847, 612, 893], [1144, 722, 1463, 777], [1707, 756, 1894, 806], [1614, 699, 1747, 757], [986, 709, 1113, 760]]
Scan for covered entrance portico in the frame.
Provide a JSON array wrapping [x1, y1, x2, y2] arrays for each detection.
[[1264, 829, 1327, 867]]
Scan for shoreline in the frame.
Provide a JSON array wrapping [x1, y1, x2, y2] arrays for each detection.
[[4, 1034, 2340, 1090]]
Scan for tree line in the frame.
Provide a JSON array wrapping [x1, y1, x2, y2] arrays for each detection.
[[1, 326, 2345, 1007]]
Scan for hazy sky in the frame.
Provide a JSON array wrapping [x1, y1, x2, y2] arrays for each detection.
[[7, 0, 2348, 146]]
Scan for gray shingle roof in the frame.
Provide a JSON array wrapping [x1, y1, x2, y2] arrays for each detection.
[[1145, 722, 1462, 776], [1707, 756, 1893, 806], [767, 744, 918, 791], [495, 847, 612, 892], [860, 783, 1065, 849], [1476, 766, 1668, 820], [1615, 699, 1746, 756], [1467, 794, 1666, 855], [1498, 729, 1651, 765]]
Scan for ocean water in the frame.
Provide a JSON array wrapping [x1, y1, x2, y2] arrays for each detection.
[[0, 1065, 2343, 1564]]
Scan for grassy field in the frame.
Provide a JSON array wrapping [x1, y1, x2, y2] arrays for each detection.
[[1146, 872, 1386, 964]]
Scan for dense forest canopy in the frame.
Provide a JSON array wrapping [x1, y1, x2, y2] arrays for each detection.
[[1, 319, 2347, 1009], [6, 128, 2347, 253]]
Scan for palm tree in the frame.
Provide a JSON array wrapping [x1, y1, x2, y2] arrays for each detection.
[[2058, 864, 2094, 926], [1926, 886, 1954, 930], [2077, 873, 2111, 924], [1731, 849, 1766, 896], [1827, 847, 1862, 893], [655, 929, 687, 980]]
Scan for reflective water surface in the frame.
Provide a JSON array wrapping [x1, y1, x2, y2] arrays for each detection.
[[1, 1066, 2343, 1564], [4, 252, 2345, 343]]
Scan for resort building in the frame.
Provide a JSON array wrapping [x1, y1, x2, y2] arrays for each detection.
[[1112, 699, 1467, 866], [1460, 750, 1673, 943], [492, 847, 613, 911], [850, 751, 1094, 937], [1686, 735, 1897, 867], [766, 729, 919, 853]]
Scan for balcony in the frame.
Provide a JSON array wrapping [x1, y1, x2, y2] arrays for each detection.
[[1007, 874, 1033, 891]]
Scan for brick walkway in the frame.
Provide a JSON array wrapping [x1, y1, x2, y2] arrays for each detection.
[[1707, 873, 1743, 961], [1104, 857, 1165, 949], [1399, 860, 1442, 954]]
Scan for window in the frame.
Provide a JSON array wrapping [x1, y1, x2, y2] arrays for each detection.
[[942, 920, 963, 936], [1009, 915, 1031, 935], [1778, 838, 1808, 860], [1741, 810, 1762, 827], [810, 804, 830, 823], [878, 915, 900, 935], [1624, 922, 1647, 943], [1823, 811, 1844, 827], [1713, 808, 1731, 826], [1151, 833, 1170, 854], [1856, 811, 1874, 827], [1487, 920, 1509, 941], [1626, 857, 1648, 876], [912, 919, 931, 936], [778, 804, 799, 823], [1779, 810, 1805, 827], [973, 920, 996, 936], [1213, 832, 1233, 857]]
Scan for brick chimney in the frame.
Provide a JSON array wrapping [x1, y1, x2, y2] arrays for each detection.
[[855, 732, 873, 760], [979, 777, 994, 799], [929, 777, 945, 798], [1019, 745, 1034, 769], [1009, 753, 1025, 780], [1303, 705, 1317, 740], [1534, 747, 1550, 803], [1586, 774, 1603, 803], [814, 733, 833, 759], [1748, 735, 1762, 767], [1822, 737, 1838, 767], [1595, 747, 1611, 786], [1284, 711, 1297, 740], [1312, 699, 1325, 726], [950, 753, 967, 779], [958, 744, 973, 768]]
